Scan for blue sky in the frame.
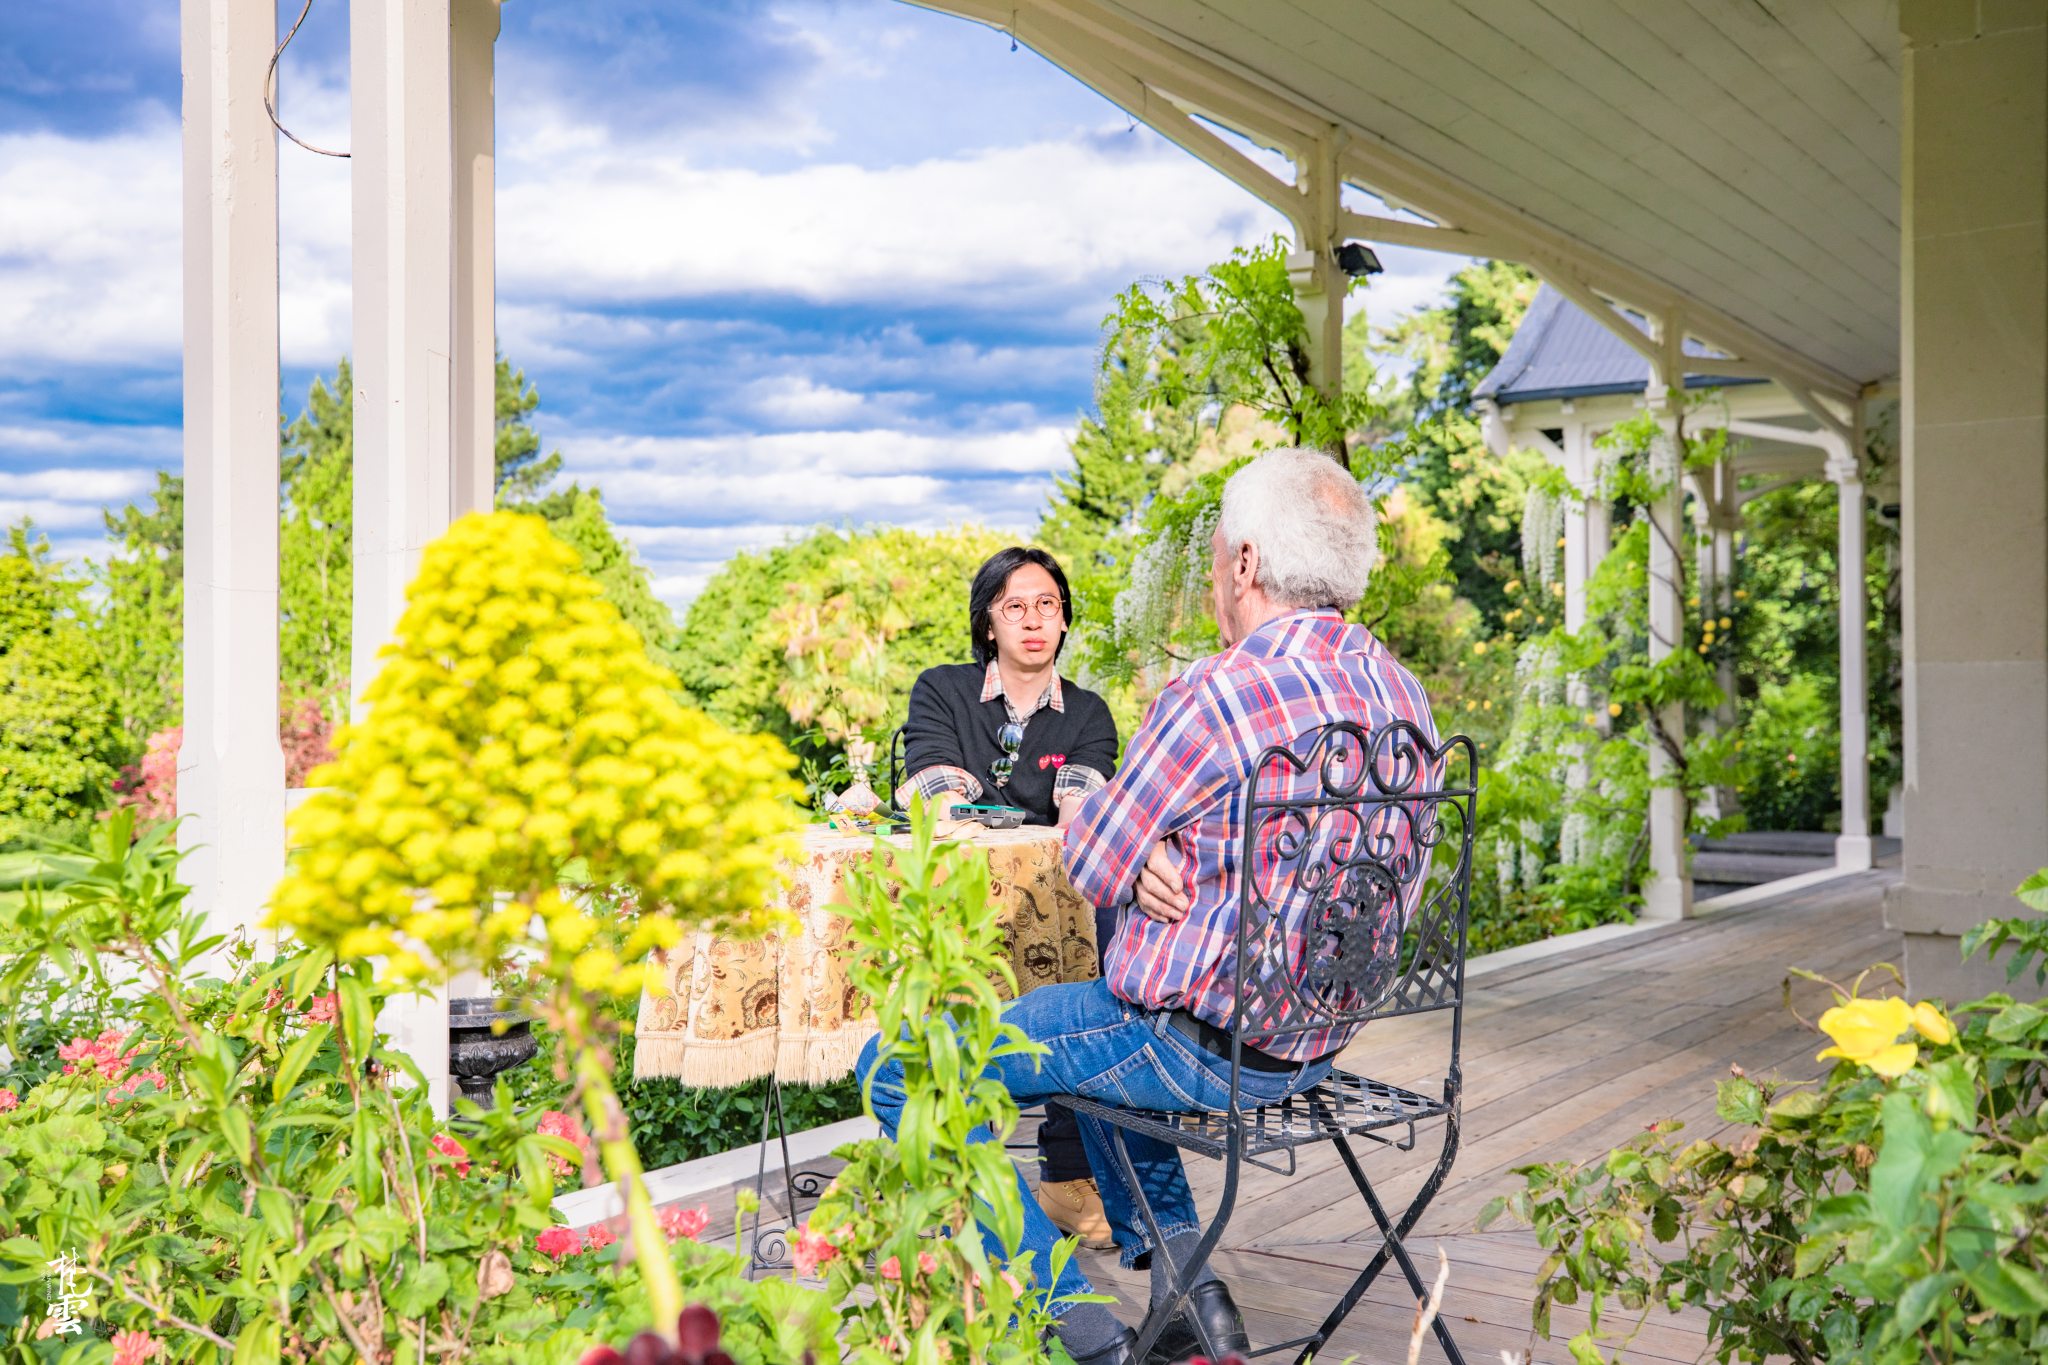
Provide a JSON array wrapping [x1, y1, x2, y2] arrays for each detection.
[[1, 0, 1469, 606]]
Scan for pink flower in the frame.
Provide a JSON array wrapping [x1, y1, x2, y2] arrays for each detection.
[[107, 1069, 169, 1106], [537, 1109, 593, 1178], [792, 1224, 839, 1277], [262, 986, 287, 1011], [584, 1223, 617, 1250], [303, 993, 339, 1025], [657, 1204, 710, 1242], [919, 1251, 938, 1276], [110, 1330, 165, 1365], [430, 1133, 470, 1177], [536, 1226, 583, 1258], [0, 1088, 17, 1113], [878, 1256, 901, 1281]]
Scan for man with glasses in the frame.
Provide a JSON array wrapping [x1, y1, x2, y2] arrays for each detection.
[[896, 545, 1125, 1253], [896, 546, 1119, 833], [861, 451, 1438, 1365]]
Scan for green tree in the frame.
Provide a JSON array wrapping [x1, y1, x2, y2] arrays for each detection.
[[0, 524, 124, 844], [1109, 236, 1377, 455], [280, 359, 354, 697], [98, 471, 183, 744], [677, 526, 1013, 749], [495, 350, 564, 503], [1377, 259, 1540, 630], [517, 484, 685, 677]]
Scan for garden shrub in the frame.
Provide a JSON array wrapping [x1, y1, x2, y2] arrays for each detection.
[[1485, 877, 2048, 1364], [0, 811, 837, 1365]]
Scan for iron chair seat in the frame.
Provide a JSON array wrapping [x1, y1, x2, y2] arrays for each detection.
[[1057, 1068, 1451, 1163], [1049, 719, 1476, 1365]]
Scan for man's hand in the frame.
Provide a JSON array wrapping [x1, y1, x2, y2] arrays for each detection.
[[1134, 839, 1191, 924], [1055, 793, 1087, 829]]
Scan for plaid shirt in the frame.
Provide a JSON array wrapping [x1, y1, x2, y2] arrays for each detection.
[[898, 661, 1108, 807], [1062, 610, 1439, 1061]]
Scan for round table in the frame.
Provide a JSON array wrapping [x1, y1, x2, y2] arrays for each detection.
[[631, 824, 1100, 1088]]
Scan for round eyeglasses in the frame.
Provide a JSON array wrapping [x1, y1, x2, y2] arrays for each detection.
[[997, 594, 1064, 622], [990, 720, 1026, 787]]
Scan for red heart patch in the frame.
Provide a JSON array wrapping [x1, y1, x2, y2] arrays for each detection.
[[1038, 754, 1066, 770]]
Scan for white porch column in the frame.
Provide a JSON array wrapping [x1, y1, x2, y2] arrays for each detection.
[[1829, 433, 1874, 871], [1643, 361, 1693, 920], [451, 0, 500, 517], [180, 0, 286, 949], [352, 0, 500, 1113], [1285, 126, 1346, 441], [1889, 6, 2048, 1001]]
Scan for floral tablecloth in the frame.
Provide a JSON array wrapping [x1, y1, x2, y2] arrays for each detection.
[[632, 825, 1099, 1088]]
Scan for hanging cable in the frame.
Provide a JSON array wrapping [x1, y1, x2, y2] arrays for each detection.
[[266, 0, 350, 158]]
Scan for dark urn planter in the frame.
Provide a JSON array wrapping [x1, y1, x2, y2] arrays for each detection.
[[448, 998, 538, 1109]]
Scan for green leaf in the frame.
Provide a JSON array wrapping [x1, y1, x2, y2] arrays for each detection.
[[1565, 1329, 1605, 1365], [272, 1023, 330, 1103], [338, 973, 374, 1065], [218, 1107, 254, 1165], [232, 1317, 281, 1365], [1716, 1077, 1765, 1127], [386, 1256, 452, 1317], [2017, 868, 2048, 912], [1887, 1270, 1963, 1338]]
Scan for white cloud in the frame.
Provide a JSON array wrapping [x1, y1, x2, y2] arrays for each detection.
[[741, 375, 890, 424], [495, 130, 1289, 308]]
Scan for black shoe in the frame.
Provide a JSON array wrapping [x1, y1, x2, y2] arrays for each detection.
[[1144, 1282, 1251, 1365], [1062, 1326, 1138, 1365]]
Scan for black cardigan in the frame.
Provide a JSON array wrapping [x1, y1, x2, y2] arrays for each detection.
[[902, 664, 1119, 827]]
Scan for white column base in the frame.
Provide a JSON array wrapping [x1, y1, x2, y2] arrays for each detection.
[[1835, 833, 1874, 872], [379, 987, 452, 1117]]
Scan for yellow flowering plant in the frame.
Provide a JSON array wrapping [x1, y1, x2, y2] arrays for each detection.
[[1487, 933, 2048, 1365], [269, 510, 802, 1344]]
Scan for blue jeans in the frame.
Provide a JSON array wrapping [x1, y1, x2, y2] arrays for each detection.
[[854, 978, 1333, 1312]]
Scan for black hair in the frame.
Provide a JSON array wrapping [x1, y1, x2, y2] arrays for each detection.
[[968, 547, 1073, 666]]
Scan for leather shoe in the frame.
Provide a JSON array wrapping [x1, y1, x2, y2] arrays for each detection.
[[1144, 1282, 1250, 1365], [1062, 1326, 1138, 1365]]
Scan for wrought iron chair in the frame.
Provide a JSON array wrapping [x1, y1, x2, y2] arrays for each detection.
[[1056, 719, 1477, 1365]]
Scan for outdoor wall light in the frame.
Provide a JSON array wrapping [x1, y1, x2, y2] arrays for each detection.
[[1336, 242, 1385, 277]]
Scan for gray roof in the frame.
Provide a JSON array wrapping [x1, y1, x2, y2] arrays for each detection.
[[1474, 284, 1766, 405]]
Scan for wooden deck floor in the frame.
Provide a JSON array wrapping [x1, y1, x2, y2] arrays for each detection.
[[700, 871, 1900, 1363], [1039, 869, 1903, 1365]]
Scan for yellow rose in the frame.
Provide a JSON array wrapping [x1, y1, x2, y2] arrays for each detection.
[[1816, 996, 1918, 1078]]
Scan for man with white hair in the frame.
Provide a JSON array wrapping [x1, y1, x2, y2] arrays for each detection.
[[855, 449, 1437, 1365]]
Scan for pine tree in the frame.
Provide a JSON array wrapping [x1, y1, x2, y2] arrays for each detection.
[[494, 352, 564, 503]]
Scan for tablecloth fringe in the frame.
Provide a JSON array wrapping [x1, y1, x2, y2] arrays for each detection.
[[774, 1023, 882, 1086], [631, 1030, 780, 1087]]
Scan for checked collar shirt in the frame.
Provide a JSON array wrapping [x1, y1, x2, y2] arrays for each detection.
[[1061, 609, 1439, 1061]]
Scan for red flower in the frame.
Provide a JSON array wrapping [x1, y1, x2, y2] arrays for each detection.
[[657, 1203, 710, 1242], [537, 1109, 593, 1178], [431, 1133, 471, 1177], [0, 1088, 17, 1113], [878, 1255, 901, 1281], [792, 1224, 839, 1277], [303, 993, 340, 1025], [536, 1226, 583, 1258], [584, 1223, 618, 1251], [919, 1251, 938, 1275], [110, 1330, 165, 1365]]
